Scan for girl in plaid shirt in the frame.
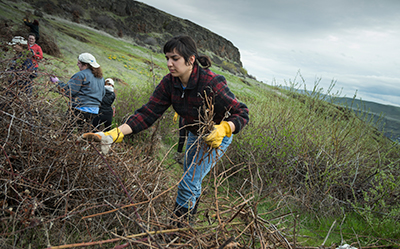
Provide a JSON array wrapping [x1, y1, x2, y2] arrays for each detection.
[[83, 35, 249, 227]]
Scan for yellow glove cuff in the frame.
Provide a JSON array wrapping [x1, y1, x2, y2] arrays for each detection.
[[173, 112, 179, 124], [220, 121, 232, 137], [104, 128, 124, 143], [203, 121, 232, 148]]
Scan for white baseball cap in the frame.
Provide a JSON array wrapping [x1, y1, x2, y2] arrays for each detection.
[[78, 53, 100, 68], [105, 78, 114, 86], [8, 36, 28, 45]]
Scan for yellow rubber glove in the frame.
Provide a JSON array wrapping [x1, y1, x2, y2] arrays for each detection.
[[103, 128, 124, 143], [203, 121, 232, 148], [80, 128, 124, 154], [173, 112, 179, 124]]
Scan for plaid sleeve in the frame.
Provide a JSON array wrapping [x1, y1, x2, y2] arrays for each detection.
[[125, 78, 172, 134], [212, 75, 249, 134]]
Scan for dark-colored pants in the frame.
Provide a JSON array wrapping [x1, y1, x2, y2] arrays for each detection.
[[177, 127, 187, 153], [177, 116, 187, 153], [92, 113, 113, 132], [65, 108, 95, 135]]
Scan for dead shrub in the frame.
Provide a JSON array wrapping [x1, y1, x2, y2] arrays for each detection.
[[70, 5, 84, 23], [38, 33, 62, 57], [0, 42, 293, 249]]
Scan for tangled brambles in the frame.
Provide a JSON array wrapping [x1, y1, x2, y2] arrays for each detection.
[[0, 51, 293, 249]]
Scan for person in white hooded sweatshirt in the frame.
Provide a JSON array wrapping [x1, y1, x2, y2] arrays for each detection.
[[92, 78, 116, 131]]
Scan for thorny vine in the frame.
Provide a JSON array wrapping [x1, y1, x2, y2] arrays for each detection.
[[0, 54, 293, 248]]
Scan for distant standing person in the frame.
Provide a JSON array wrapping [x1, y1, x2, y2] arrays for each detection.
[[50, 53, 105, 133], [27, 33, 43, 74], [24, 19, 40, 42], [92, 78, 116, 131]]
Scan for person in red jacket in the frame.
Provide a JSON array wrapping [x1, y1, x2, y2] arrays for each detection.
[[27, 33, 43, 72]]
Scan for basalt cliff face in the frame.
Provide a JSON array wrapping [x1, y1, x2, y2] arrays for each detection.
[[25, 0, 243, 68]]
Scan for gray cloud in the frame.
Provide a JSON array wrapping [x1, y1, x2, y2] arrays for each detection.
[[139, 0, 400, 106]]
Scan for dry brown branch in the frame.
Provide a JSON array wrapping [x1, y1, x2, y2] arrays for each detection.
[[0, 59, 295, 248], [322, 220, 337, 246]]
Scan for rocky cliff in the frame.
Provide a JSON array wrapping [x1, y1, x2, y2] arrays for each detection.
[[25, 0, 243, 69]]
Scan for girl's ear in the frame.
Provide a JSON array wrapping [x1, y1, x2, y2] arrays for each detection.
[[189, 54, 195, 64]]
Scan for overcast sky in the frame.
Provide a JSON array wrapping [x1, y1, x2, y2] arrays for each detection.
[[139, 0, 400, 107]]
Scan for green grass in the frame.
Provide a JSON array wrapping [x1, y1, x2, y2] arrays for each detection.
[[294, 211, 400, 246], [1, 1, 400, 247]]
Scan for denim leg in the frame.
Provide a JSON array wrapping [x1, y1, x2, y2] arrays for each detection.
[[176, 132, 233, 209]]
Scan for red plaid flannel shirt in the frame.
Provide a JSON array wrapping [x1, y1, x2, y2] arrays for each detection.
[[125, 63, 249, 135]]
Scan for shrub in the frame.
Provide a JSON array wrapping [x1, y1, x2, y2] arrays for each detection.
[[221, 60, 237, 73], [0, 43, 175, 248], [227, 79, 400, 217], [239, 66, 247, 75], [0, 38, 292, 249]]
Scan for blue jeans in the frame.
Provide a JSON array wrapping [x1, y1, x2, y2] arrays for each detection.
[[176, 131, 233, 209]]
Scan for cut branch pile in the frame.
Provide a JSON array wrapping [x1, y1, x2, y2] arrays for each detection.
[[0, 55, 294, 248]]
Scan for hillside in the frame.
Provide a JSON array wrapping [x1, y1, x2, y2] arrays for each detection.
[[17, 0, 245, 72], [1, 0, 400, 248], [332, 97, 400, 142], [3, 0, 399, 139], [279, 86, 400, 143]]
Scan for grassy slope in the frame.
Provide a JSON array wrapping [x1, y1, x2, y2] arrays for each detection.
[[2, 1, 400, 246], [1, 0, 272, 98], [4, 0, 398, 135], [333, 97, 400, 142], [277, 87, 400, 143]]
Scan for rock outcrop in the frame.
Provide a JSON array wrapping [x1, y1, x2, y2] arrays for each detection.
[[26, 0, 243, 68]]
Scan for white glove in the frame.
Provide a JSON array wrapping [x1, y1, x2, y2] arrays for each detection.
[[80, 128, 123, 154]]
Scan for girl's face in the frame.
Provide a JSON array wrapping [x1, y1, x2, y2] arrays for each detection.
[[165, 49, 195, 84], [77, 60, 88, 71]]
